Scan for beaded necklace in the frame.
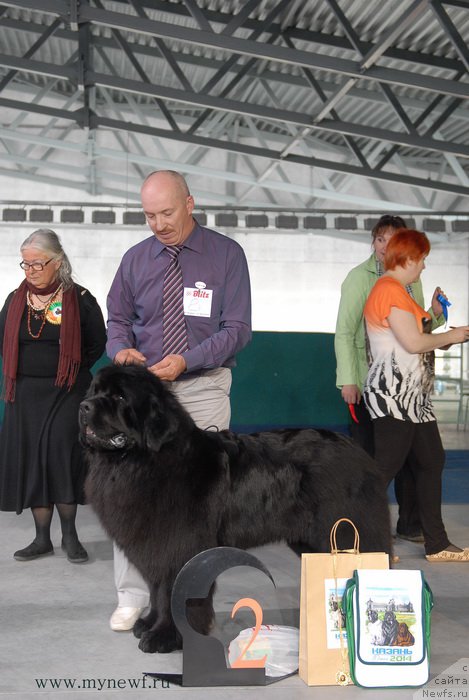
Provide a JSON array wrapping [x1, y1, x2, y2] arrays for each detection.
[[26, 285, 62, 339], [27, 289, 56, 316]]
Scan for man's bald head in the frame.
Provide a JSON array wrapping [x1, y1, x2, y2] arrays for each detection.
[[141, 170, 195, 246]]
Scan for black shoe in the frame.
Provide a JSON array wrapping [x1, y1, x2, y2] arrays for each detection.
[[14, 541, 54, 561], [395, 531, 425, 543], [61, 538, 88, 564]]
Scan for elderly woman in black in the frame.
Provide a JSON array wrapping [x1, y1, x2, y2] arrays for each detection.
[[0, 229, 106, 563]]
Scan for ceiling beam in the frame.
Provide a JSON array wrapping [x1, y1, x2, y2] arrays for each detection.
[[1, 14, 468, 129], [87, 72, 469, 159], [3, 111, 463, 200], [1, 10, 465, 75], [430, 0, 469, 72], [89, 114, 469, 198], [74, 4, 469, 99], [3, 60, 467, 161], [0, 96, 83, 123], [0, 0, 468, 211]]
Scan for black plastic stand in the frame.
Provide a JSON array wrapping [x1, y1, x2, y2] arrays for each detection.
[[145, 546, 295, 686]]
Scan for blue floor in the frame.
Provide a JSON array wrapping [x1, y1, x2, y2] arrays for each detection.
[[387, 449, 469, 505], [441, 450, 469, 504]]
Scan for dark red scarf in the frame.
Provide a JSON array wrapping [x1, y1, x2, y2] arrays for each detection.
[[2, 279, 81, 402]]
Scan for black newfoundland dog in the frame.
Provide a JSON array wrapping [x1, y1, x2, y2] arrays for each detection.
[[81, 365, 391, 654]]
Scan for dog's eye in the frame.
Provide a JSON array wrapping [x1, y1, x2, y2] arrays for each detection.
[[112, 394, 125, 402]]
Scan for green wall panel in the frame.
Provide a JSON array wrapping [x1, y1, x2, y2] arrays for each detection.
[[0, 332, 347, 430], [231, 331, 347, 429]]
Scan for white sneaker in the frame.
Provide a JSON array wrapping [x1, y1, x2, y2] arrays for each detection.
[[109, 606, 144, 631]]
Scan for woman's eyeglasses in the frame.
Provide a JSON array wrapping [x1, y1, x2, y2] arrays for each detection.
[[20, 258, 54, 272]]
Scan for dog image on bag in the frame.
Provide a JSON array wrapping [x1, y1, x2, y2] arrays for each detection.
[[329, 599, 347, 631], [367, 610, 386, 646], [366, 608, 416, 648], [381, 611, 399, 646], [395, 622, 415, 646], [81, 365, 392, 654]]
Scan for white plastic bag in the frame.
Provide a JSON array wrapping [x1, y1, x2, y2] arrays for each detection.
[[227, 625, 299, 677]]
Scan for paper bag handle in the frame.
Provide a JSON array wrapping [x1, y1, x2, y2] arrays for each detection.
[[330, 517, 360, 554]]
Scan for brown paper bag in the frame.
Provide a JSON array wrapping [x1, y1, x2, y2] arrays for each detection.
[[298, 518, 389, 687]]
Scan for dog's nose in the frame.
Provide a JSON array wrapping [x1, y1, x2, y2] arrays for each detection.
[[80, 400, 91, 413]]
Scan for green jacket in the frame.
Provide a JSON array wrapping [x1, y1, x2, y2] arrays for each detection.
[[334, 253, 444, 391]]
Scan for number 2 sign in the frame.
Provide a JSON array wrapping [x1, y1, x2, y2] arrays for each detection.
[[145, 547, 291, 687], [230, 597, 267, 669]]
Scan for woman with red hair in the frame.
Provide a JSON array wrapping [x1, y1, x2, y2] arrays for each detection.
[[364, 229, 469, 562]]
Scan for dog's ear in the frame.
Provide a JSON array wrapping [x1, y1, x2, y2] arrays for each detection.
[[143, 392, 179, 452]]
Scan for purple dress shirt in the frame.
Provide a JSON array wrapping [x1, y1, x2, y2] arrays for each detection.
[[106, 221, 252, 374]]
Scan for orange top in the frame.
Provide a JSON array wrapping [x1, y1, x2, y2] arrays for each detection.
[[364, 276, 430, 333], [363, 276, 435, 423]]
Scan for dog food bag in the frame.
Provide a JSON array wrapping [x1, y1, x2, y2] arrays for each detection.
[[227, 625, 299, 677]]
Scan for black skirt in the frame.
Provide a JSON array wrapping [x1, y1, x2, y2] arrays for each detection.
[[0, 368, 91, 514]]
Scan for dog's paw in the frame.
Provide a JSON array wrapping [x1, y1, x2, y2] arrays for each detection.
[[138, 628, 182, 654], [133, 609, 158, 639], [133, 617, 151, 639]]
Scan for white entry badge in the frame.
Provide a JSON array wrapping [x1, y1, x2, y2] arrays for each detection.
[[184, 287, 213, 317]]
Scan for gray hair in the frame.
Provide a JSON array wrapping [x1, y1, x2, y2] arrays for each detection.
[[20, 229, 74, 290]]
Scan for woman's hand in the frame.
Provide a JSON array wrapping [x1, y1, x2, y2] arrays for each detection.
[[431, 286, 446, 317], [388, 308, 469, 354], [445, 326, 469, 345], [341, 384, 361, 404]]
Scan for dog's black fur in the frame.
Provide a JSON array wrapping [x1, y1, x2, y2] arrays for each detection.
[[81, 365, 392, 654], [382, 611, 399, 646]]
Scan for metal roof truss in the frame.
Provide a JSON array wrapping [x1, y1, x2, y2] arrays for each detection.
[[0, 0, 468, 213]]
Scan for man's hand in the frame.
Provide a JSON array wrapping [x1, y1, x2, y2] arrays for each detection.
[[114, 348, 147, 366], [341, 384, 361, 404], [149, 354, 187, 381]]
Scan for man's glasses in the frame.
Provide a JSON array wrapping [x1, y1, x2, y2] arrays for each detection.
[[20, 258, 54, 272]]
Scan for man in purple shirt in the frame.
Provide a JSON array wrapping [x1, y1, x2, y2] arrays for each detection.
[[106, 170, 252, 631]]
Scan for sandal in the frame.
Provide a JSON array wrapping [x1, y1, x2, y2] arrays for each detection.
[[426, 548, 469, 562]]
